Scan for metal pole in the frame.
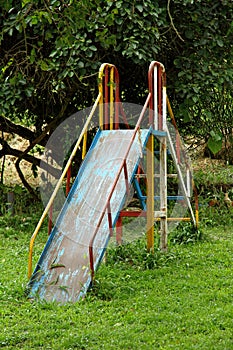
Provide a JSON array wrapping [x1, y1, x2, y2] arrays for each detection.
[[116, 217, 123, 245], [7, 191, 14, 216], [110, 67, 114, 130], [146, 134, 154, 252], [159, 136, 167, 251]]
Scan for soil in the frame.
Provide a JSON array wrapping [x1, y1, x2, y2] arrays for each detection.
[[0, 133, 40, 188], [1, 133, 232, 191]]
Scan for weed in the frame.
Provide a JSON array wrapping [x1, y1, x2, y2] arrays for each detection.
[[0, 183, 42, 216], [198, 197, 233, 228], [170, 222, 204, 245], [106, 238, 179, 271]]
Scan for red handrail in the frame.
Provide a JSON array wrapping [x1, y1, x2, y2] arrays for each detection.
[[99, 63, 129, 130], [148, 61, 166, 130], [89, 92, 152, 280], [99, 64, 122, 129]]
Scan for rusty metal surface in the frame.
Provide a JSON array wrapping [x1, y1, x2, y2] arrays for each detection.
[[28, 129, 150, 303]]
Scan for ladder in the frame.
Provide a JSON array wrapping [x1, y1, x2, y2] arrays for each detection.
[[115, 61, 198, 252]]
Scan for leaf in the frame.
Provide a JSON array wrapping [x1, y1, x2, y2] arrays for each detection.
[[78, 61, 84, 68], [192, 96, 198, 103], [135, 4, 143, 12], [207, 133, 223, 155], [178, 71, 186, 78], [59, 285, 69, 294], [216, 39, 224, 47], [30, 48, 36, 64], [185, 30, 194, 39], [48, 276, 59, 285], [89, 45, 97, 51], [49, 50, 57, 58], [39, 60, 49, 71], [22, 0, 31, 7], [50, 263, 66, 269]]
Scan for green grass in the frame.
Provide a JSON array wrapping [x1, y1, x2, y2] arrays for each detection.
[[193, 161, 233, 197], [0, 211, 233, 349]]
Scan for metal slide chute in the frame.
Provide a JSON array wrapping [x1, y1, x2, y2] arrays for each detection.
[[28, 128, 151, 303]]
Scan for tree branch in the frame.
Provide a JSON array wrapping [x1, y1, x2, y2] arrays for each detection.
[[15, 159, 39, 200], [0, 140, 60, 178], [0, 115, 48, 146], [167, 0, 184, 42]]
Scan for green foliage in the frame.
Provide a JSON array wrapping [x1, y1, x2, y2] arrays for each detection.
[[1, 0, 233, 193], [0, 184, 41, 215], [170, 0, 233, 161], [2, 0, 231, 130], [106, 238, 178, 270], [207, 131, 223, 155], [193, 162, 233, 228], [198, 196, 233, 228], [0, 212, 42, 238], [193, 162, 233, 195], [170, 222, 203, 245], [0, 0, 166, 126]]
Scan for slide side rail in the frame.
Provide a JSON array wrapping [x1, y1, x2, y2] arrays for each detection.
[[89, 92, 152, 281], [28, 93, 101, 278]]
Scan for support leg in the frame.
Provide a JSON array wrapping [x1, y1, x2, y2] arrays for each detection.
[[146, 134, 154, 252], [159, 136, 167, 251], [116, 216, 123, 245]]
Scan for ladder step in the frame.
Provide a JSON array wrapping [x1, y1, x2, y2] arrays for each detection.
[[152, 130, 167, 137], [135, 174, 178, 178], [142, 150, 172, 155], [154, 150, 171, 155], [154, 210, 166, 218], [154, 217, 191, 222], [139, 195, 186, 201], [119, 210, 191, 222]]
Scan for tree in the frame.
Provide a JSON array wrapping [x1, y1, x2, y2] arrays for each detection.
[[1, 0, 233, 196], [0, 0, 168, 195], [167, 0, 233, 161]]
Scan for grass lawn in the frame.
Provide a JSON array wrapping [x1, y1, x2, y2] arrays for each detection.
[[0, 213, 233, 349]]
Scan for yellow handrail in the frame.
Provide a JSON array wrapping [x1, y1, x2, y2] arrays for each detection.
[[110, 66, 114, 130], [98, 63, 116, 128], [82, 131, 87, 160], [98, 66, 104, 128], [28, 92, 101, 278]]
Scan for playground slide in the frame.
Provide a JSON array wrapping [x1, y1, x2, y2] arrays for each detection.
[[28, 128, 151, 303]]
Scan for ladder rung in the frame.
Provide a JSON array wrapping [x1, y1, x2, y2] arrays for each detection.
[[154, 210, 166, 218], [139, 195, 186, 201], [154, 150, 171, 155], [152, 130, 167, 137], [142, 150, 172, 155], [119, 211, 192, 222], [154, 174, 178, 178], [154, 217, 191, 222], [135, 174, 178, 178]]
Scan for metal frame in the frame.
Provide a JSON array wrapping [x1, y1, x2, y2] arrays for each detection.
[[118, 61, 198, 253], [28, 61, 199, 289]]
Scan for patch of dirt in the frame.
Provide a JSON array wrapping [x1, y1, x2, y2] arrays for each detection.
[[0, 134, 40, 188], [192, 157, 226, 172]]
